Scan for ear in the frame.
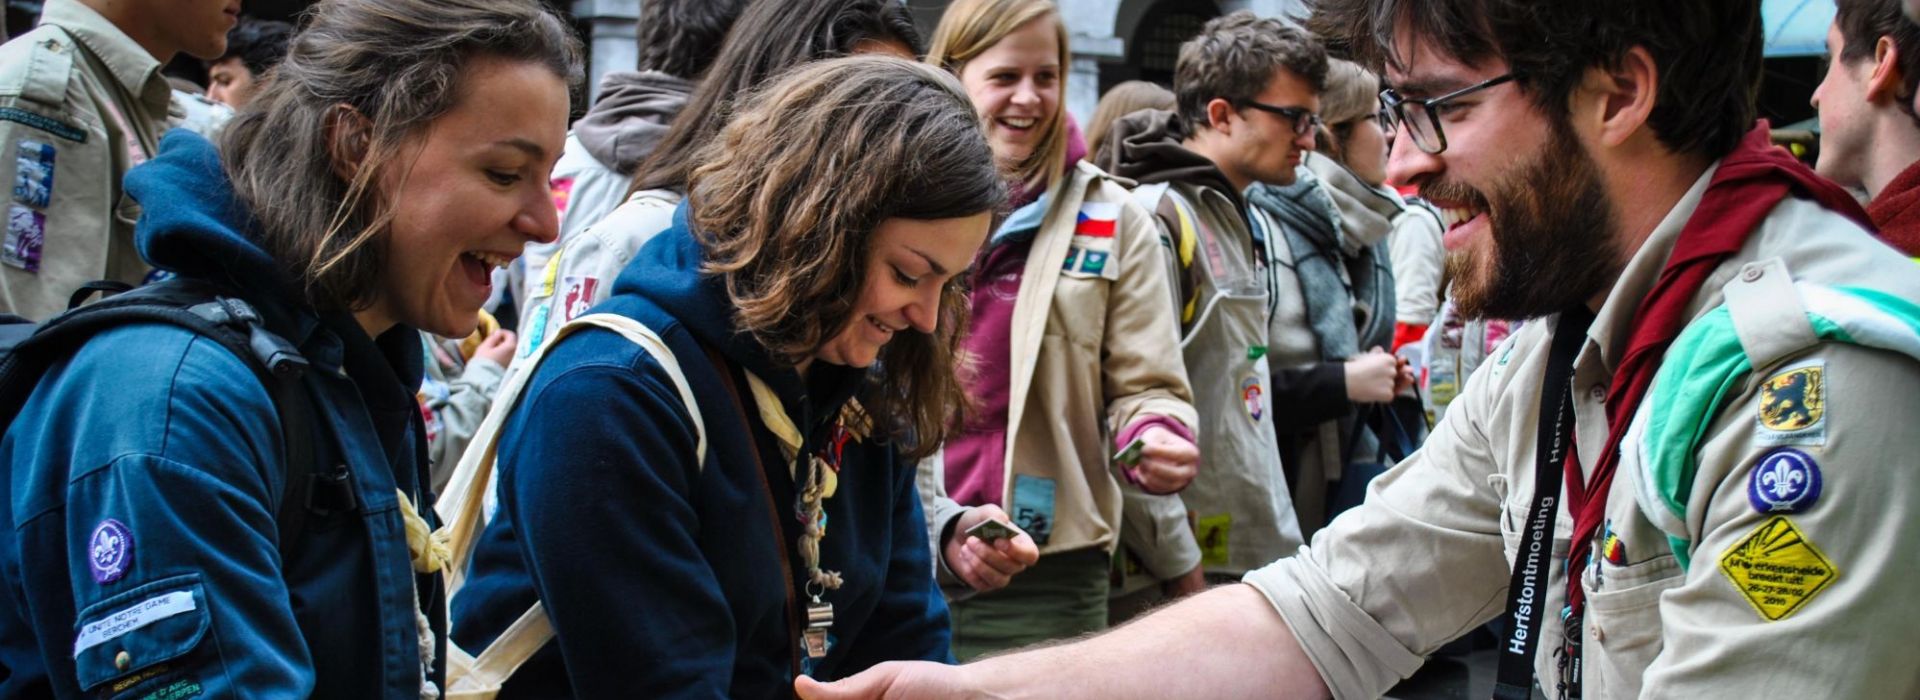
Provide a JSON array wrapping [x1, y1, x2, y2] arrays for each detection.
[[1577, 45, 1659, 149], [1866, 36, 1908, 104], [325, 104, 373, 181], [1205, 97, 1237, 135]]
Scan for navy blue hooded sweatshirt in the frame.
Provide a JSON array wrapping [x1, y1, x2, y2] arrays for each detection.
[[0, 130, 443, 698], [450, 205, 952, 698]]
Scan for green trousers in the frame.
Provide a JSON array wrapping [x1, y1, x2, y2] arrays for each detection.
[[948, 547, 1111, 661]]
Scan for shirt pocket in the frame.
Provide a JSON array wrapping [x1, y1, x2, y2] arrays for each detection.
[[73, 573, 211, 694], [1582, 553, 1683, 695]]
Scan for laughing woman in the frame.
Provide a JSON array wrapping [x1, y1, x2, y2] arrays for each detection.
[[448, 56, 1004, 697], [923, 0, 1202, 660], [0, 0, 579, 697]]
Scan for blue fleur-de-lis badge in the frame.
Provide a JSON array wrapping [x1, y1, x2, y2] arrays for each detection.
[[1747, 448, 1822, 514]]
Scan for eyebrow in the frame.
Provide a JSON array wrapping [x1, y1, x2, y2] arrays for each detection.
[[907, 247, 949, 276], [494, 138, 548, 160], [1387, 76, 1476, 99]]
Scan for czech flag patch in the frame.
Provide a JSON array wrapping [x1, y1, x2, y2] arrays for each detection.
[[1074, 202, 1119, 238]]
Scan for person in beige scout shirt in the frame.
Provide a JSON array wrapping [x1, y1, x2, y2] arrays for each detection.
[[0, 0, 236, 320], [798, 1, 1920, 698]]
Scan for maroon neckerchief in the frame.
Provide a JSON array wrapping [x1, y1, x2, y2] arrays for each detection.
[[1867, 158, 1920, 257], [1562, 122, 1870, 615]]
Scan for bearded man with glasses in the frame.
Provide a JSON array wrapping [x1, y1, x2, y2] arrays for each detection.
[[802, 2, 1920, 698]]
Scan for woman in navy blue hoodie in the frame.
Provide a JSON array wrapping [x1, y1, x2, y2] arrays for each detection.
[[0, 1, 579, 697], [449, 56, 1005, 697]]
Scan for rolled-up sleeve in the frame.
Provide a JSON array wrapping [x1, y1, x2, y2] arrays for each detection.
[[1242, 340, 1517, 699]]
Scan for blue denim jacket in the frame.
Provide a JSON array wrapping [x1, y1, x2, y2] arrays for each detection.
[[0, 131, 443, 698]]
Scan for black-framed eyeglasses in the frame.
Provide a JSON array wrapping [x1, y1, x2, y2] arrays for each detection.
[[1379, 73, 1519, 154], [1237, 100, 1323, 136]]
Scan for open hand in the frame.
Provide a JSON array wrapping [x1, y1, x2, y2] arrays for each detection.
[[795, 661, 965, 700], [944, 505, 1040, 592]]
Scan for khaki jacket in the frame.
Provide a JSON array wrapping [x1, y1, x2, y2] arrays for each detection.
[[0, 0, 170, 319], [1246, 163, 1920, 698], [1125, 178, 1300, 577], [921, 162, 1198, 562]]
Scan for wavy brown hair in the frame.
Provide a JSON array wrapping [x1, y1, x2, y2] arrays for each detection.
[[220, 0, 582, 312], [687, 56, 1004, 457]]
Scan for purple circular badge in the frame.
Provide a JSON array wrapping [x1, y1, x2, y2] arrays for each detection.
[[1748, 448, 1823, 515], [88, 519, 133, 584]]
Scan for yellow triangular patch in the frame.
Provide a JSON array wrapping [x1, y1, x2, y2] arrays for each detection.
[[1719, 516, 1838, 621]]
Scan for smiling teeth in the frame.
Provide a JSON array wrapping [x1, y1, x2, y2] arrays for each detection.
[[869, 317, 897, 333], [468, 251, 512, 270], [1001, 118, 1036, 129], [1437, 207, 1477, 229]]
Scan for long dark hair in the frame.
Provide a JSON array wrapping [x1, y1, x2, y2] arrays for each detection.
[[628, 0, 923, 196]]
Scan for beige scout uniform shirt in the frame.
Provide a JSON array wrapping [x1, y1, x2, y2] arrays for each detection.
[[921, 162, 1198, 563], [1246, 163, 1920, 698], [0, 0, 169, 320]]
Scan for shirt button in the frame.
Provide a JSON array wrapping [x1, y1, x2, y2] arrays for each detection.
[[114, 650, 131, 670], [1589, 385, 1606, 402], [1742, 265, 1765, 282], [1592, 623, 1605, 642]]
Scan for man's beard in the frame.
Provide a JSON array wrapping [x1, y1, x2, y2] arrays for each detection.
[[1431, 124, 1621, 320]]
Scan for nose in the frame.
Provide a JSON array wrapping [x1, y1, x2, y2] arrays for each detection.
[[518, 191, 560, 245], [1011, 79, 1040, 108], [904, 286, 943, 335], [1385, 123, 1442, 187], [1295, 126, 1317, 152]]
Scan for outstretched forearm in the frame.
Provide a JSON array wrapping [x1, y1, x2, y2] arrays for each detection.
[[959, 584, 1329, 700]]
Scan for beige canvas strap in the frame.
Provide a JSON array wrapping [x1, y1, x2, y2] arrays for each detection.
[[434, 313, 706, 696]]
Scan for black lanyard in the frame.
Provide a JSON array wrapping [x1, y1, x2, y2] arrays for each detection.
[[1492, 309, 1592, 700]]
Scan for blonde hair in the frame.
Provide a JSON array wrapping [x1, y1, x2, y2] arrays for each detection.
[[927, 0, 1070, 194], [1086, 80, 1174, 165], [1317, 57, 1382, 165], [1320, 58, 1380, 127]]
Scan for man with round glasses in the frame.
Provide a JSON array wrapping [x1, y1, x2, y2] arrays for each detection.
[[802, 2, 1920, 698], [1093, 10, 1331, 603]]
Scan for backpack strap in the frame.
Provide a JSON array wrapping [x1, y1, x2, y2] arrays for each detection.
[[0, 279, 321, 551], [438, 312, 706, 696], [1131, 182, 1203, 325]]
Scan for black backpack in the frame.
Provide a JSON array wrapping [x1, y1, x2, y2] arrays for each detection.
[[0, 279, 356, 548]]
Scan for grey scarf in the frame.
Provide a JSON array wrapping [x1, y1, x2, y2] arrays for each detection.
[[1244, 162, 1396, 363]]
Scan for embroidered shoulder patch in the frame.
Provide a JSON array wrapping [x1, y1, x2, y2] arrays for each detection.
[[1719, 516, 1837, 621], [13, 139, 55, 209], [0, 107, 86, 143], [1197, 512, 1232, 567], [1757, 363, 1825, 445], [1747, 448, 1823, 514], [87, 519, 132, 584]]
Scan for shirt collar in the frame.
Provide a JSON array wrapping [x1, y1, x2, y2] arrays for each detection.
[[1584, 160, 1721, 373], [41, 0, 171, 114]]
